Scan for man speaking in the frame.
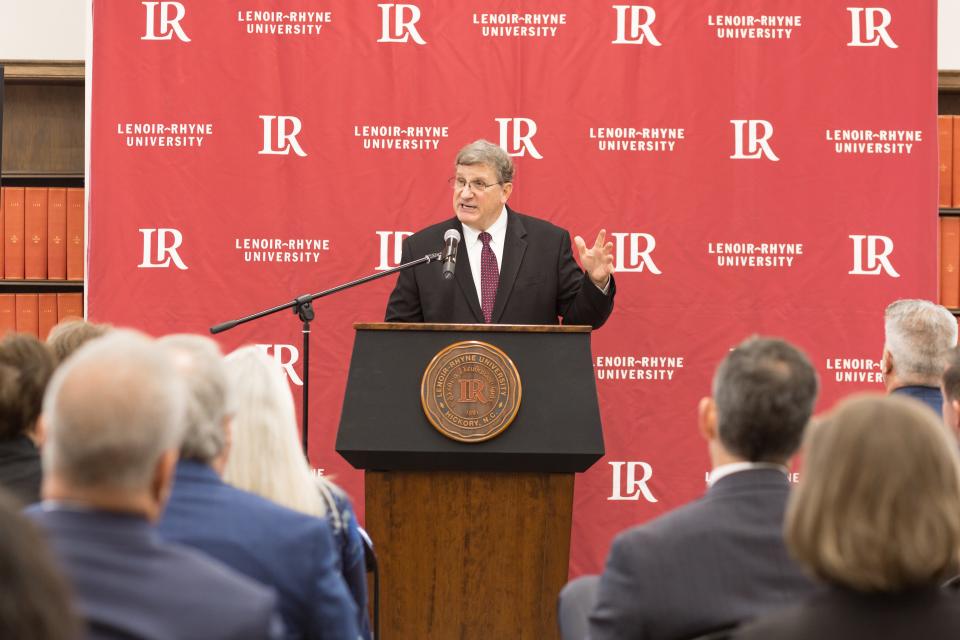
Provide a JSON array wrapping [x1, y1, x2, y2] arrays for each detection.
[[385, 140, 616, 328]]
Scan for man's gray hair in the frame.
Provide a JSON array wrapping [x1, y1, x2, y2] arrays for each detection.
[[712, 336, 819, 462], [42, 331, 187, 491], [455, 139, 515, 184], [884, 299, 958, 382], [157, 334, 234, 463]]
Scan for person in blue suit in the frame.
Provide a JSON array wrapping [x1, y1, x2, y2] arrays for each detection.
[[30, 331, 282, 640], [156, 334, 360, 640]]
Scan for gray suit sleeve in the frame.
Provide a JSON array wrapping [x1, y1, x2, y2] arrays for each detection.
[[589, 533, 649, 640]]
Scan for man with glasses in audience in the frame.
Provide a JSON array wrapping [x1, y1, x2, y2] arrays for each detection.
[[385, 139, 616, 327]]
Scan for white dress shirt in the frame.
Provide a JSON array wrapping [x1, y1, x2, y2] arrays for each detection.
[[461, 206, 508, 301]]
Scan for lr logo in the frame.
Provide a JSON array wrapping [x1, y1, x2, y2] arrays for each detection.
[[258, 116, 307, 157], [138, 229, 188, 270], [849, 235, 899, 277], [495, 117, 543, 159], [611, 5, 662, 46], [847, 8, 897, 48], [255, 344, 304, 386], [458, 379, 487, 403], [377, 4, 427, 44], [730, 120, 779, 162], [375, 231, 413, 270], [141, 1, 191, 42], [611, 232, 661, 274], [609, 461, 658, 502]]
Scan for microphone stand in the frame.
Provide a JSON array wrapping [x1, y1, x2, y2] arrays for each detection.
[[210, 251, 443, 461]]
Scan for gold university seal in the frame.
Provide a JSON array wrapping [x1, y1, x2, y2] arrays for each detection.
[[421, 341, 522, 443]]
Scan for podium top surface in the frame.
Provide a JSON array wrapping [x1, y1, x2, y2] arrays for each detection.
[[353, 322, 591, 333]]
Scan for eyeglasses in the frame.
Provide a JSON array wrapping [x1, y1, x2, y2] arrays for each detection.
[[448, 177, 506, 193]]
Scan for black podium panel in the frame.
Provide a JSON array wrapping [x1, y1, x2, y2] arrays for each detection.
[[336, 324, 604, 472]]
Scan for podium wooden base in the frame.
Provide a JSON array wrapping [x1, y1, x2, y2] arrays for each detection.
[[365, 470, 574, 639]]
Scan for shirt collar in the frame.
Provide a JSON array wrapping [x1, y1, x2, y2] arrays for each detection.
[[707, 461, 788, 487], [462, 206, 508, 246]]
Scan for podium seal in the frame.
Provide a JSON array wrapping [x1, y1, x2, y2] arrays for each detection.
[[421, 340, 522, 443]]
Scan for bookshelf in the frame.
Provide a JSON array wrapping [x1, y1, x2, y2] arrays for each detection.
[[1, 61, 86, 337]]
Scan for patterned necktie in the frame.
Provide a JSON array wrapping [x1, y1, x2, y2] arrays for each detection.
[[479, 231, 499, 323]]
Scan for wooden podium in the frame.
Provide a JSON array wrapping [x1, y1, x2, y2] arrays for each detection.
[[336, 323, 605, 639]]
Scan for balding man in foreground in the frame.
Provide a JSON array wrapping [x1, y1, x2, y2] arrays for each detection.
[[30, 332, 281, 640]]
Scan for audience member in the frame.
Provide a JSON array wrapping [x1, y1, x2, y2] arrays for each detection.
[[736, 394, 960, 639], [882, 299, 957, 415], [156, 334, 360, 640], [0, 488, 79, 640], [30, 331, 281, 640], [46, 319, 111, 366], [0, 334, 55, 505], [224, 345, 371, 638], [940, 346, 960, 442], [580, 337, 818, 640]]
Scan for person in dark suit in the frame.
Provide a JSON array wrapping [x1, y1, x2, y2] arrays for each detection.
[[0, 334, 56, 506], [156, 334, 360, 640], [582, 337, 819, 640], [385, 139, 615, 327], [735, 394, 960, 640], [940, 346, 960, 442], [882, 299, 957, 416], [29, 331, 281, 640]]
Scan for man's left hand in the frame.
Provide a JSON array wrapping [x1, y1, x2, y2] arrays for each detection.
[[574, 229, 615, 289]]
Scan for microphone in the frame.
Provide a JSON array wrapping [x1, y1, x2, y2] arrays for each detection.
[[442, 229, 461, 280]]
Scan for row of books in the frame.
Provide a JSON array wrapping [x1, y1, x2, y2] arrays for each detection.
[[0, 187, 85, 280], [0, 293, 83, 340], [940, 116, 960, 209]]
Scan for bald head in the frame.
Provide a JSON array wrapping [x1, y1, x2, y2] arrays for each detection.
[[42, 331, 187, 494]]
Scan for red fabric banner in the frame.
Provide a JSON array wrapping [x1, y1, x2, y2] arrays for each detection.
[[88, 1, 937, 576]]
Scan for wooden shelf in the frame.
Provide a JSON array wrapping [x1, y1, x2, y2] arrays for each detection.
[[0, 281, 83, 294], [1, 61, 84, 84]]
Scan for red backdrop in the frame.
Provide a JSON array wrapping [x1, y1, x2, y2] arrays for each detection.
[[88, 0, 937, 576]]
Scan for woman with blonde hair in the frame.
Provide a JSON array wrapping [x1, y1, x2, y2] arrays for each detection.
[[736, 393, 960, 639], [223, 345, 370, 639]]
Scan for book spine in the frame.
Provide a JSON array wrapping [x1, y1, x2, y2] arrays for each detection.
[[955, 117, 960, 208], [38, 293, 58, 340], [56, 292, 83, 323], [15, 294, 39, 338], [47, 188, 68, 280], [24, 187, 49, 280], [0, 294, 15, 336], [941, 115, 954, 209], [4, 187, 25, 280], [942, 217, 960, 309], [66, 188, 85, 281]]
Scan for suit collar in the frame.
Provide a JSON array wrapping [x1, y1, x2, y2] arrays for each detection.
[[491, 206, 528, 323], [706, 466, 791, 497], [175, 459, 225, 485]]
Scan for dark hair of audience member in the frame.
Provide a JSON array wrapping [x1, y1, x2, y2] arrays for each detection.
[[787, 394, 960, 591], [712, 336, 819, 462], [47, 320, 111, 366], [0, 489, 79, 639], [0, 334, 55, 441]]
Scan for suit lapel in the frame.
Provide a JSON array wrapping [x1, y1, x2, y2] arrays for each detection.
[[491, 209, 527, 323], [452, 221, 484, 322]]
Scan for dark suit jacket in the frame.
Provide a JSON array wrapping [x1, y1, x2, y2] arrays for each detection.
[[28, 506, 280, 640], [0, 435, 42, 506], [892, 385, 943, 417], [589, 468, 816, 640], [385, 207, 615, 328], [158, 461, 359, 640], [735, 585, 960, 640]]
